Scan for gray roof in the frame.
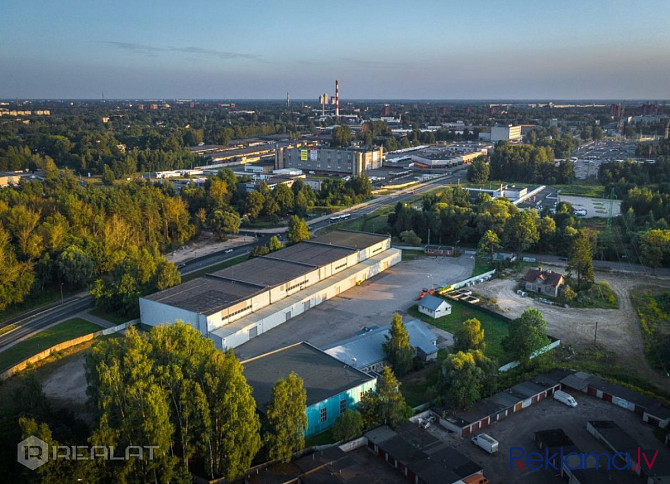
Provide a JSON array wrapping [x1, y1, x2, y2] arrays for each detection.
[[265, 241, 355, 267], [242, 342, 375, 409], [143, 231, 389, 314], [323, 319, 438, 370], [419, 295, 450, 312], [142, 275, 264, 315], [313, 230, 389, 249], [210, 257, 316, 287]]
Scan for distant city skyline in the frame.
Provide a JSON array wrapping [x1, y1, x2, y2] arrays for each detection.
[[1, 0, 669, 100]]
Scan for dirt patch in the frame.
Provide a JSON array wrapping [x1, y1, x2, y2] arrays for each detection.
[[473, 271, 670, 390], [42, 354, 88, 404]]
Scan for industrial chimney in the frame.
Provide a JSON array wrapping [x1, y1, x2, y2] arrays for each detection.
[[335, 80, 339, 121]]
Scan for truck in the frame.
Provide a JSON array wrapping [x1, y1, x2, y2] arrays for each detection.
[[471, 433, 499, 454], [553, 390, 578, 407]]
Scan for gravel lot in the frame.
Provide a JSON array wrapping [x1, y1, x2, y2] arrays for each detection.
[[425, 388, 670, 484], [559, 195, 621, 218], [235, 255, 474, 360], [472, 269, 670, 390]]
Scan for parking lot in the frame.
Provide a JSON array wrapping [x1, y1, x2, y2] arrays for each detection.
[[573, 140, 639, 180], [559, 195, 621, 218], [424, 389, 670, 483], [235, 255, 474, 360]]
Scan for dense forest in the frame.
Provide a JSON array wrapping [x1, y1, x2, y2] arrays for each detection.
[[0, 164, 372, 314]]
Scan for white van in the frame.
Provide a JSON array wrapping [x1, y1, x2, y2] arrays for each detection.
[[471, 433, 499, 454], [554, 390, 578, 407]]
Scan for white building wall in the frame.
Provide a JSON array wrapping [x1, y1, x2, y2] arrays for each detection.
[[139, 298, 202, 333], [215, 249, 402, 350]]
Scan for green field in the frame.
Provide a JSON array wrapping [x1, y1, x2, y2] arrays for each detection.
[[0, 318, 104, 371], [553, 184, 606, 198], [409, 299, 509, 361]]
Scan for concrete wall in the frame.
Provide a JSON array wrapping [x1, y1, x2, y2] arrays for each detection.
[[305, 378, 377, 437]]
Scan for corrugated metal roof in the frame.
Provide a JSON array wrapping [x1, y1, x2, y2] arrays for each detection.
[[323, 319, 438, 370]]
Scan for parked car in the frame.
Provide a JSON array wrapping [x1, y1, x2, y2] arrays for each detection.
[[224, 248, 234, 254], [553, 390, 578, 407], [471, 433, 499, 454]]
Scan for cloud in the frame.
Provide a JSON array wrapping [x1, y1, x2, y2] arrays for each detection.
[[103, 41, 260, 60]]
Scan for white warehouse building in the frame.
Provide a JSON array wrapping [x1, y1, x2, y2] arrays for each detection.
[[140, 231, 402, 350]]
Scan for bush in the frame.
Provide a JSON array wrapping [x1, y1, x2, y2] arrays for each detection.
[[332, 409, 363, 442]]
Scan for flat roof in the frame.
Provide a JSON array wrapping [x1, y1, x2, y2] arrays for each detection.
[[265, 241, 355, 267], [143, 276, 264, 315], [313, 230, 389, 250], [209, 257, 316, 287], [242, 342, 375, 409]]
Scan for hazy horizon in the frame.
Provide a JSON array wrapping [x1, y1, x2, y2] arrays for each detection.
[[2, 0, 669, 100]]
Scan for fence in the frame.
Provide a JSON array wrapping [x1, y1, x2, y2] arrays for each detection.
[[0, 320, 138, 380], [498, 338, 561, 372], [440, 269, 496, 292]]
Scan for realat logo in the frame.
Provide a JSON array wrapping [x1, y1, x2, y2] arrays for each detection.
[[510, 447, 659, 471]]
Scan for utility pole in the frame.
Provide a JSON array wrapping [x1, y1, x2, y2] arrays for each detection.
[[60, 283, 64, 305], [593, 321, 598, 346], [427, 228, 431, 246]]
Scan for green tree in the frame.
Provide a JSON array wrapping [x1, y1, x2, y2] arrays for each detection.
[[441, 351, 484, 410], [399, 229, 422, 246], [265, 372, 307, 463], [477, 230, 501, 262], [209, 209, 240, 240], [245, 190, 265, 220], [84, 323, 261, 481], [640, 229, 670, 273], [467, 156, 490, 184], [154, 258, 181, 290], [202, 349, 262, 479], [268, 235, 284, 252], [504, 210, 539, 256], [568, 230, 594, 289], [287, 215, 310, 243], [57, 245, 94, 288], [332, 409, 363, 442], [332, 125, 353, 148], [101, 164, 115, 185], [359, 366, 411, 429], [502, 308, 550, 366], [454, 318, 486, 353], [273, 184, 294, 216], [382, 313, 414, 377]]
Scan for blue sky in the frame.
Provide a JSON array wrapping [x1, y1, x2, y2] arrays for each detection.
[[1, 0, 669, 99]]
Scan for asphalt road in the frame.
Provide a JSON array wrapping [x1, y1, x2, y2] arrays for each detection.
[[0, 297, 92, 351], [0, 166, 478, 353]]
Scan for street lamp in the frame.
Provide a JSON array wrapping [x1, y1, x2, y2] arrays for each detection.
[[60, 282, 64, 305]]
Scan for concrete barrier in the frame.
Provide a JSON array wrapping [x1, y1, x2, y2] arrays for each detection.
[[0, 319, 138, 380]]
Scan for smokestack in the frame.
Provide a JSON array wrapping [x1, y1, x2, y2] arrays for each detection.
[[287, 92, 290, 108], [335, 79, 339, 121]]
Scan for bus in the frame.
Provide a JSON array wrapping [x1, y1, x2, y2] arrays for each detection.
[[329, 213, 352, 223]]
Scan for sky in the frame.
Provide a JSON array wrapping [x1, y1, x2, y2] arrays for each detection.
[[1, 0, 669, 100]]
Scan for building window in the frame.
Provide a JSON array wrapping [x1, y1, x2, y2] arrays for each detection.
[[340, 399, 346, 414], [320, 407, 327, 422]]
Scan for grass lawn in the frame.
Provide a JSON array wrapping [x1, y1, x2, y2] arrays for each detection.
[[409, 299, 509, 361], [553, 184, 606, 198], [181, 254, 248, 282], [0, 318, 104, 371], [305, 427, 336, 447], [472, 259, 494, 277]]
